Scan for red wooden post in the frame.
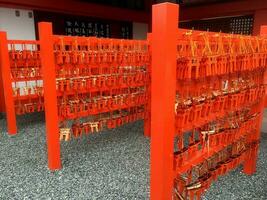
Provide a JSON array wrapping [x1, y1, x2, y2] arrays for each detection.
[[243, 25, 267, 175], [260, 26, 267, 37], [260, 26, 267, 107], [150, 3, 178, 200], [38, 22, 61, 170], [0, 32, 17, 134]]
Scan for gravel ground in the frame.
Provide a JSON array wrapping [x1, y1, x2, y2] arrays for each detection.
[[0, 113, 266, 200]]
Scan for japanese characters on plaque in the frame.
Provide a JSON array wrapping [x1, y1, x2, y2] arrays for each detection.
[[65, 20, 111, 38], [121, 25, 130, 39], [179, 15, 253, 36]]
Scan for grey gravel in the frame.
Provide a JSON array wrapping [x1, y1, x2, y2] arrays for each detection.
[[0, 113, 266, 200]]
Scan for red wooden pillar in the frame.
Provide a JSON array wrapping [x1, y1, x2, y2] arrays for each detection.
[[150, 3, 178, 200], [0, 32, 17, 134], [243, 25, 267, 175], [259, 25, 267, 36], [38, 22, 61, 170], [259, 26, 267, 107]]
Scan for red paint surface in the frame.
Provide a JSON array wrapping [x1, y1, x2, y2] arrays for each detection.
[[38, 22, 61, 170], [150, 3, 178, 200], [0, 32, 17, 134]]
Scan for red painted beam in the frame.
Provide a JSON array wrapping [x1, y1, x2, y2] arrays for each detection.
[[0, 0, 150, 23], [180, 0, 267, 21], [2, 0, 266, 24]]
